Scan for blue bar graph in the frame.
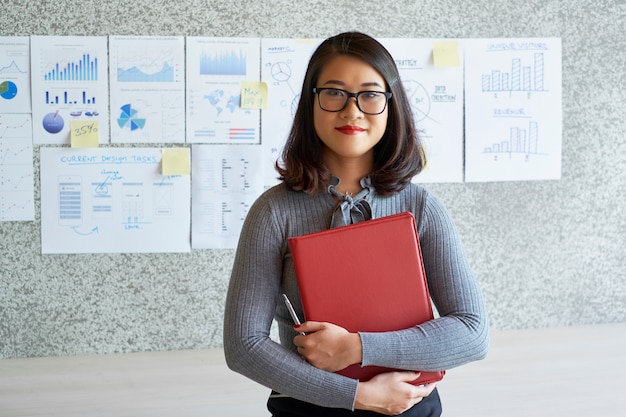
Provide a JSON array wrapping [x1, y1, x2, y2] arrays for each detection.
[[200, 50, 247, 76], [45, 90, 96, 105], [44, 54, 98, 81]]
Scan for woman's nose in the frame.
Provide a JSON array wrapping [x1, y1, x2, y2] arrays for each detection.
[[340, 97, 363, 118]]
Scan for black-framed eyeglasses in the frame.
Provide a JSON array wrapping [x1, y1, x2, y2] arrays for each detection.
[[312, 88, 392, 115]]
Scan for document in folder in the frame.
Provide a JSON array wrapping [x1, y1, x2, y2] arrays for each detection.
[[288, 211, 444, 385]]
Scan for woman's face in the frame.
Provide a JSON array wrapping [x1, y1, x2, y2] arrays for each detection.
[[313, 55, 388, 166]]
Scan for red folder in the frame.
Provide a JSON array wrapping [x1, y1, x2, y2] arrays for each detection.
[[288, 211, 444, 385]]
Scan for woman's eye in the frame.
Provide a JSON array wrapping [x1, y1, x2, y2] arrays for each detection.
[[361, 92, 381, 100], [326, 89, 345, 97]]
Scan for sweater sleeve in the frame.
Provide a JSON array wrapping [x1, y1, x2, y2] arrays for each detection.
[[359, 191, 490, 371], [223, 191, 360, 410]]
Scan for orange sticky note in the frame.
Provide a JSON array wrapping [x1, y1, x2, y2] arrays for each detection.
[[161, 148, 190, 176], [432, 41, 460, 67], [70, 120, 99, 148], [241, 81, 268, 109]]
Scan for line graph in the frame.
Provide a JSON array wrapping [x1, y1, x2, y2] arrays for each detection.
[[112, 42, 182, 83], [0, 114, 34, 220], [0, 60, 28, 74], [117, 62, 174, 82]]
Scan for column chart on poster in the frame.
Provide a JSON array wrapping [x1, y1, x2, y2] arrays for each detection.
[[40, 147, 190, 254], [30, 36, 109, 145], [0, 36, 31, 113], [260, 38, 321, 187], [381, 38, 464, 183], [0, 114, 34, 221], [186, 37, 261, 144], [109, 36, 185, 144], [464, 38, 562, 182], [191, 144, 263, 249]]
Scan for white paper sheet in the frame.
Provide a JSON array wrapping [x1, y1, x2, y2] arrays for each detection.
[[0, 36, 31, 113], [380, 38, 465, 183], [30, 36, 109, 145], [260, 38, 322, 186], [40, 147, 190, 253], [0, 113, 34, 221], [186, 37, 261, 144], [464, 38, 562, 182], [109, 36, 185, 143], [191, 144, 264, 249]]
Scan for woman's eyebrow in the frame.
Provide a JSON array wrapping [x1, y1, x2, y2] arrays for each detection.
[[320, 80, 385, 89], [320, 79, 346, 86], [361, 81, 385, 88]]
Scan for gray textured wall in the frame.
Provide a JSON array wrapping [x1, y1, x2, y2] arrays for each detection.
[[1, 0, 624, 359]]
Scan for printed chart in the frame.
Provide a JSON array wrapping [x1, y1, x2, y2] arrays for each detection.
[[0, 114, 34, 221], [480, 52, 547, 93], [0, 36, 31, 113], [464, 38, 562, 182], [40, 147, 190, 253], [260, 38, 321, 186], [30, 36, 109, 145], [109, 36, 185, 143], [191, 144, 263, 249], [186, 37, 261, 144], [380, 38, 464, 183]]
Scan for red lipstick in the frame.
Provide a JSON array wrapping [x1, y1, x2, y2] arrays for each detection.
[[335, 125, 365, 135]]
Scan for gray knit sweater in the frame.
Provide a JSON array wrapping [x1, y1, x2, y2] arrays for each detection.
[[223, 182, 489, 411]]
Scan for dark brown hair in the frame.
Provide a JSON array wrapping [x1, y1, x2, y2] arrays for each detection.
[[276, 32, 426, 196]]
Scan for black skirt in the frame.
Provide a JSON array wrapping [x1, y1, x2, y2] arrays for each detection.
[[267, 388, 442, 417]]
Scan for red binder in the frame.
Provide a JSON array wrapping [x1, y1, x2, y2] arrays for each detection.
[[288, 211, 444, 385]]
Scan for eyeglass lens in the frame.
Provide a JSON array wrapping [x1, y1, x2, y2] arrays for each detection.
[[317, 88, 389, 114]]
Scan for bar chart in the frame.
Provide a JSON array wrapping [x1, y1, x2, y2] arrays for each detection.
[[43, 54, 99, 82], [481, 52, 545, 93], [200, 49, 247, 76], [45, 90, 96, 105], [483, 121, 540, 155]]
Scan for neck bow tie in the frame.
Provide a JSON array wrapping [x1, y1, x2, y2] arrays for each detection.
[[328, 176, 373, 228]]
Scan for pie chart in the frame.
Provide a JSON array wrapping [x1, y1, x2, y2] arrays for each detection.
[[0, 81, 18, 100], [42, 111, 64, 134], [270, 62, 291, 82], [117, 104, 146, 131]]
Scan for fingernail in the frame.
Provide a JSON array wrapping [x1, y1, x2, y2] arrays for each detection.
[[293, 324, 301, 329]]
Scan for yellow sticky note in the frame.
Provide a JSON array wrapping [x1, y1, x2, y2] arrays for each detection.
[[161, 148, 190, 176], [70, 120, 99, 148], [432, 41, 460, 67], [240, 81, 268, 109]]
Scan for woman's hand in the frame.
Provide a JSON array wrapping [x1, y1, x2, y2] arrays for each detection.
[[355, 372, 437, 415], [293, 321, 362, 372]]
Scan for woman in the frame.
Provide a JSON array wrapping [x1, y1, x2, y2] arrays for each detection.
[[224, 32, 489, 416]]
